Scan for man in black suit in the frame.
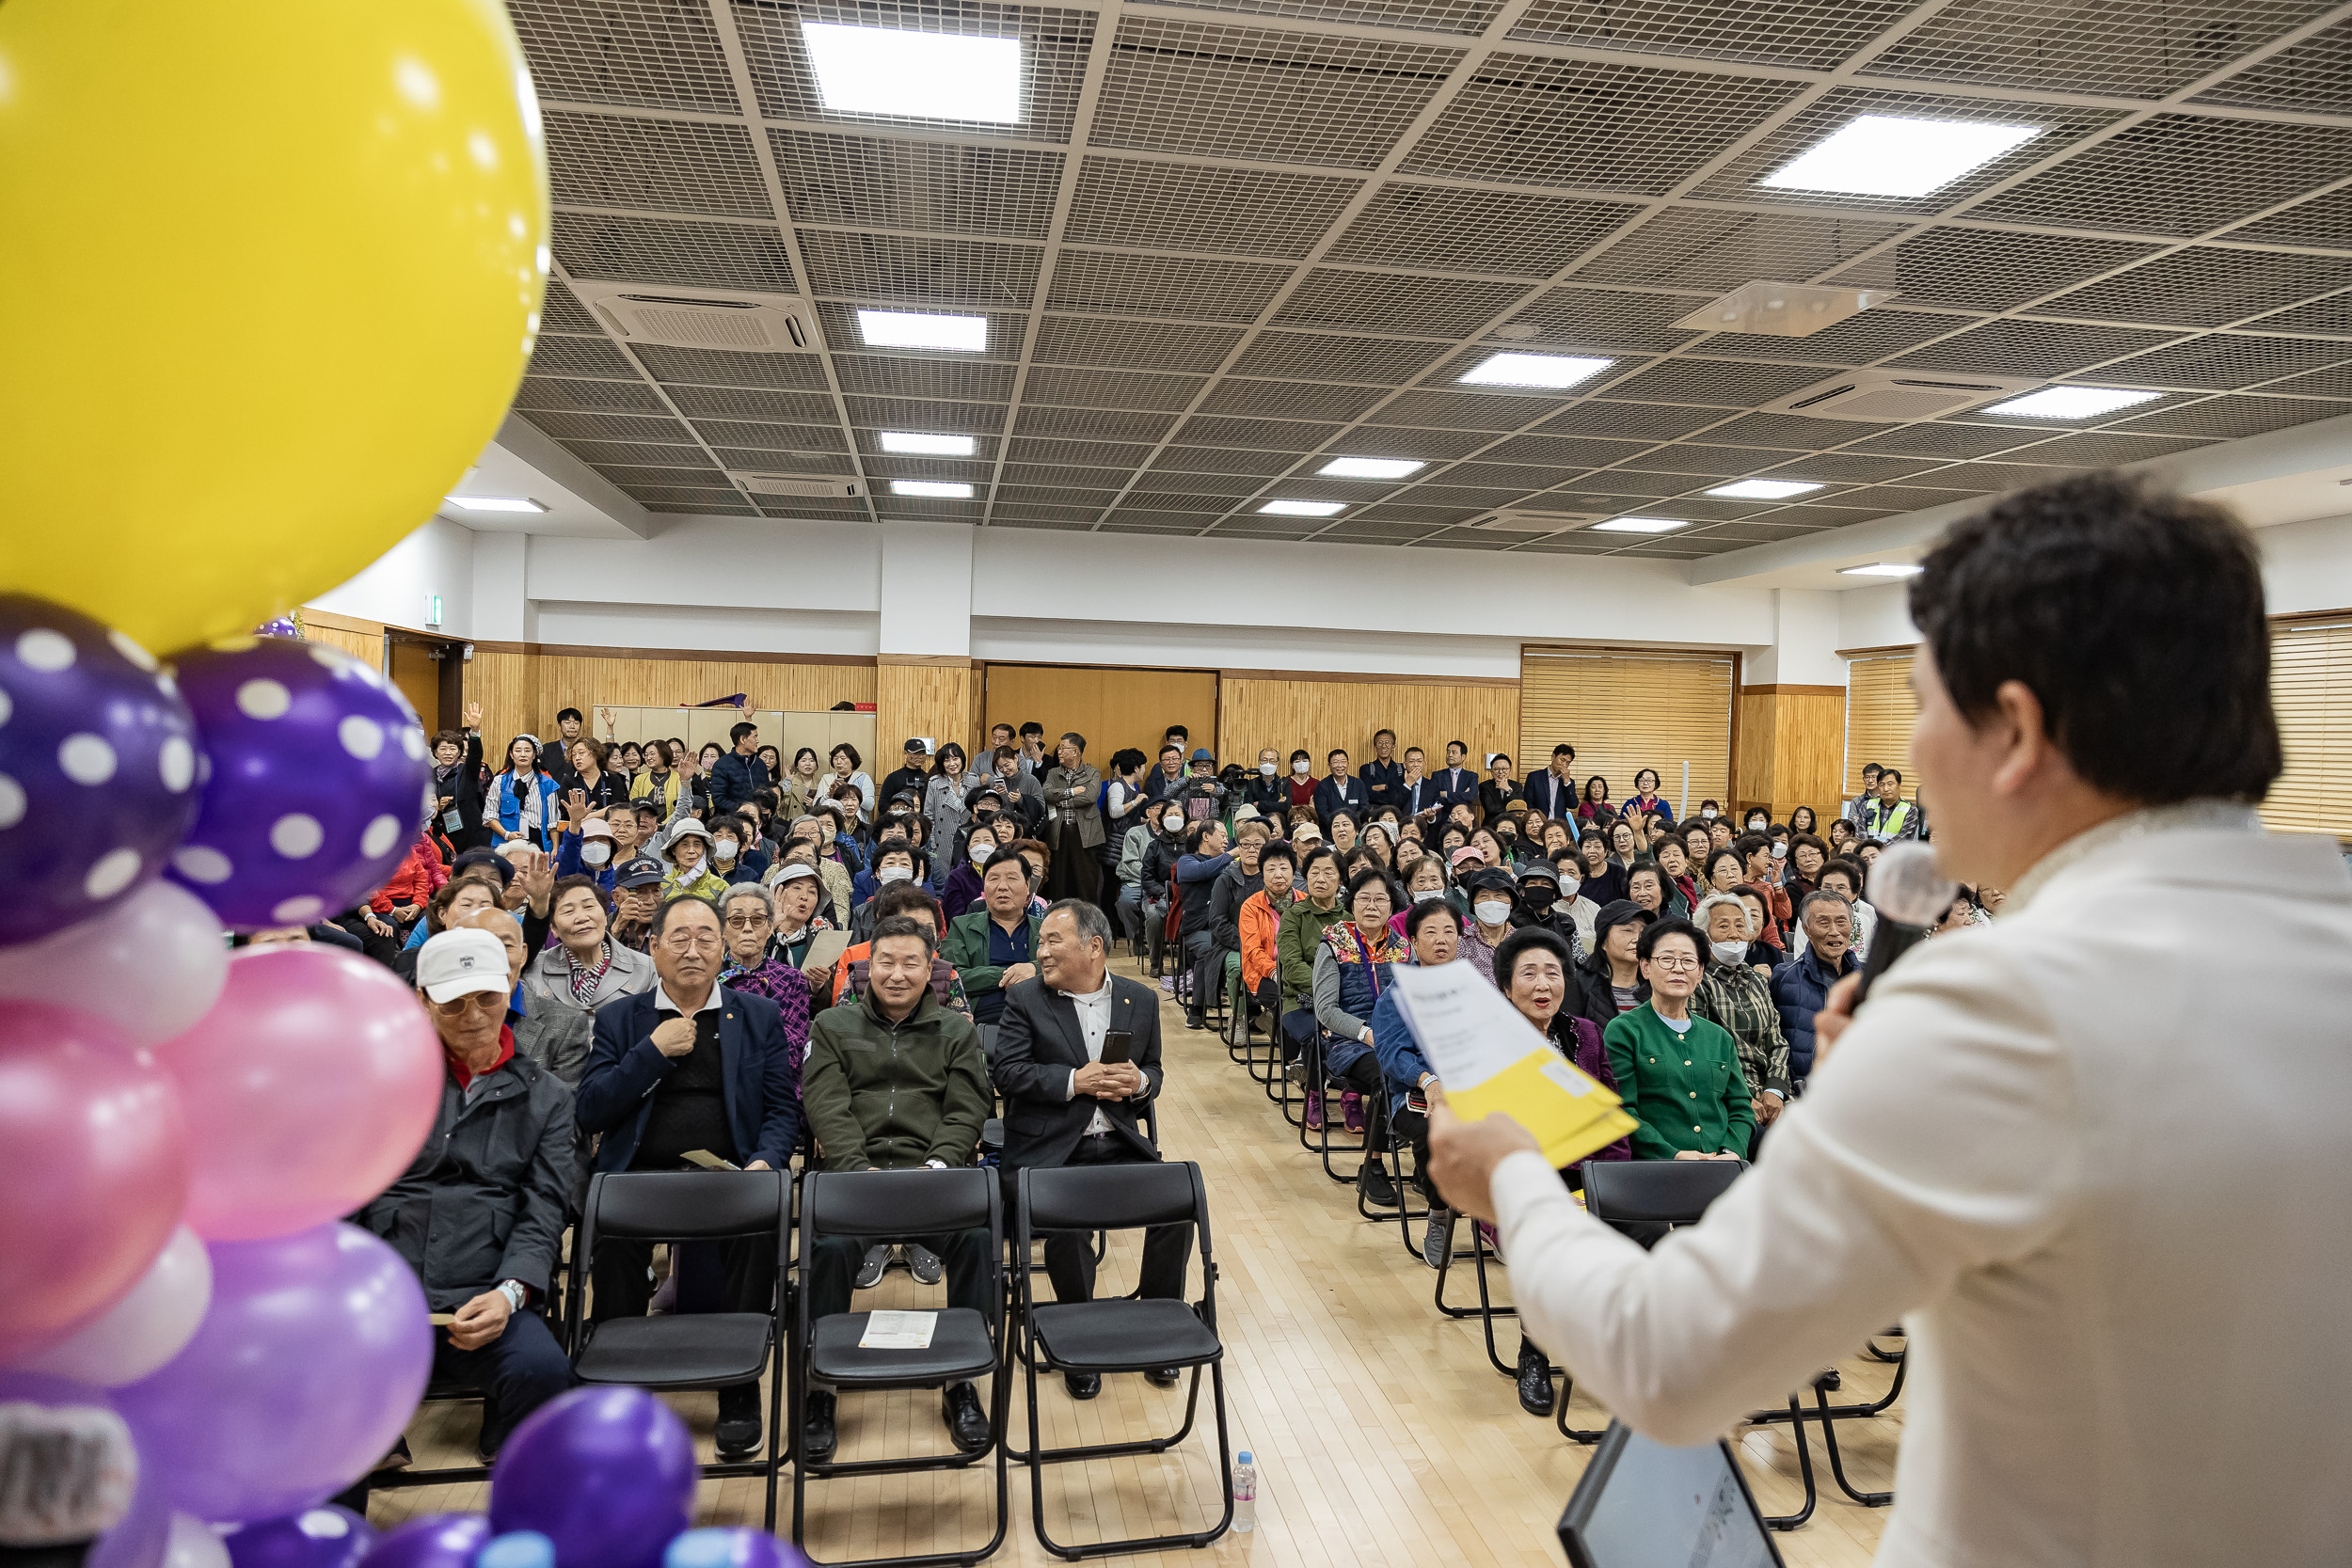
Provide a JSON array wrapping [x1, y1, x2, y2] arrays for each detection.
[[575, 894, 802, 1459], [990, 898, 1190, 1400], [1522, 742, 1578, 820], [1433, 738, 1480, 821]]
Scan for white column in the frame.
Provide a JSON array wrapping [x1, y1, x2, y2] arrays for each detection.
[[469, 532, 533, 642], [877, 523, 974, 657], [1746, 588, 1845, 687]]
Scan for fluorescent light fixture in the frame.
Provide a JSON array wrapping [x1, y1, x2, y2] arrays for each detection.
[[1707, 479, 1821, 499], [799, 22, 1022, 124], [1592, 516, 1688, 533], [1260, 499, 1345, 517], [1762, 113, 2042, 198], [1460, 352, 1613, 390], [1840, 562, 1923, 578], [890, 480, 974, 499], [1317, 457, 1424, 480], [880, 431, 976, 456], [856, 309, 987, 352], [443, 496, 545, 514], [1978, 387, 2162, 420]]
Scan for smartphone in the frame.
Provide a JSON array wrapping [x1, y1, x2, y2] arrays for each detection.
[[1100, 1030, 1134, 1066], [680, 1148, 739, 1171]]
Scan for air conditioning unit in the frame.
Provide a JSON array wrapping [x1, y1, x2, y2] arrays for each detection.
[[567, 279, 812, 353], [728, 472, 866, 499], [1466, 510, 1603, 532], [1764, 371, 2038, 423]]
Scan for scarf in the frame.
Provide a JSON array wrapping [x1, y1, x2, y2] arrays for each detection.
[[564, 939, 613, 1005], [1323, 919, 1405, 974]]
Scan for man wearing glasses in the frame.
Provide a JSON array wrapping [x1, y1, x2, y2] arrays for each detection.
[[358, 927, 577, 1463], [577, 895, 804, 1460]]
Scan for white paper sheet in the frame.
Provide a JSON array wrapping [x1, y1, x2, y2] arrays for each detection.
[[860, 1309, 938, 1350], [1388, 960, 1549, 1089]]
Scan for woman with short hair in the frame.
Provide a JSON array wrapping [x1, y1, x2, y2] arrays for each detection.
[[1310, 870, 1406, 1205]]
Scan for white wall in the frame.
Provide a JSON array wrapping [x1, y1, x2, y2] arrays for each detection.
[[308, 517, 476, 635], [1838, 583, 1919, 651], [526, 517, 882, 613], [533, 601, 880, 655], [972, 615, 1527, 678], [2258, 513, 2352, 617]]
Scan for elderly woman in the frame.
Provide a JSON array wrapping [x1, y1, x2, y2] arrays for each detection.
[[1602, 916, 1752, 1168], [660, 816, 729, 902], [762, 859, 841, 974], [523, 874, 656, 1039], [1040, 731, 1104, 905], [715, 882, 815, 1067], [1310, 870, 1406, 1206], [1689, 891, 1790, 1155]]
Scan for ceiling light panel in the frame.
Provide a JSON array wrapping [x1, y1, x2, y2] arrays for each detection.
[[1460, 352, 1615, 388], [1591, 516, 1688, 532], [1261, 499, 1348, 515], [880, 432, 977, 455], [855, 309, 990, 352], [1762, 113, 2042, 198], [891, 480, 977, 498], [1708, 479, 1822, 499], [1978, 387, 2163, 419], [1841, 562, 1922, 577], [800, 22, 1023, 123], [1319, 457, 1426, 479], [446, 496, 547, 514]]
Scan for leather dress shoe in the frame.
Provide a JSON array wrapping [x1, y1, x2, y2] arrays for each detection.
[[1063, 1371, 1102, 1401], [1144, 1366, 1183, 1388], [943, 1382, 990, 1452], [802, 1390, 838, 1463], [1517, 1342, 1555, 1418]]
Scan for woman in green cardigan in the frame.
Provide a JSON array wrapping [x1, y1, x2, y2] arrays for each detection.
[[1601, 916, 1753, 1163]]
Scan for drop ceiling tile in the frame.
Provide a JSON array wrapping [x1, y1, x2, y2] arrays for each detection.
[[2097, 333, 2352, 388], [1889, 318, 2186, 378], [1826, 229, 2167, 313], [1533, 401, 1727, 440], [1380, 388, 1572, 428], [1196, 378, 1390, 420], [1275, 270, 1531, 336], [554, 211, 799, 293], [527, 335, 642, 380], [798, 230, 1041, 308], [1327, 183, 1641, 277], [2038, 247, 2352, 329], [1030, 315, 1246, 373], [1021, 365, 1211, 411], [1148, 445, 1303, 475], [1014, 405, 1185, 440], [1064, 157, 1363, 258], [1480, 287, 1706, 354], [1172, 414, 1348, 449], [1229, 332, 1452, 385], [1046, 250, 1293, 322], [1869, 0, 2338, 99], [1595, 357, 1832, 405], [770, 130, 1065, 240], [546, 110, 771, 219], [509, 0, 739, 113], [634, 343, 831, 391], [1342, 425, 1504, 459], [1576, 208, 1909, 291], [514, 375, 670, 415], [693, 420, 847, 453], [1973, 114, 2352, 238], [2115, 394, 2349, 438], [669, 385, 841, 423], [833, 356, 1019, 402]]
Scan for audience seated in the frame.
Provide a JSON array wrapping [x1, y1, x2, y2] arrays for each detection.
[[1313, 748, 1368, 826], [574, 895, 803, 1459], [1772, 888, 1863, 1095], [359, 928, 574, 1463], [1174, 818, 1235, 1031], [1276, 847, 1348, 1079], [942, 847, 1044, 1037], [1689, 893, 1792, 1158], [711, 883, 816, 1060], [829, 881, 968, 1017], [522, 875, 656, 1063], [1457, 869, 1518, 982], [1602, 915, 1752, 1169], [989, 900, 1185, 1398], [1310, 870, 1406, 1205]]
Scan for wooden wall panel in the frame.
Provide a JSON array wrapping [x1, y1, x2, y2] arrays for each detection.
[[532, 655, 873, 740], [1219, 675, 1518, 777], [298, 609, 384, 672], [878, 657, 978, 765], [984, 665, 1218, 767], [1734, 686, 1846, 823], [388, 641, 442, 733], [463, 649, 536, 753]]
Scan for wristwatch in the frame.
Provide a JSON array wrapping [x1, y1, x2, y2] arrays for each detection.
[[497, 1279, 527, 1314]]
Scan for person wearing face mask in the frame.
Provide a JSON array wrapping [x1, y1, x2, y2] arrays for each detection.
[[850, 840, 924, 938], [1456, 869, 1519, 984], [1690, 892, 1791, 1156], [1136, 803, 1191, 987], [1509, 860, 1587, 968], [707, 812, 767, 887], [938, 820, 1000, 920], [1245, 748, 1289, 816]]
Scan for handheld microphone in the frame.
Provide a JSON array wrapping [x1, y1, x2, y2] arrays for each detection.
[[1854, 841, 1958, 1005]]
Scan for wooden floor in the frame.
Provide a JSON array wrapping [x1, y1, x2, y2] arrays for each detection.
[[368, 951, 1899, 1565]]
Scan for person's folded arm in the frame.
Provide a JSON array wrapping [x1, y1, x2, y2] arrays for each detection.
[[1494, 942, 2075, 1446], [573, 1008, 672, 1134]]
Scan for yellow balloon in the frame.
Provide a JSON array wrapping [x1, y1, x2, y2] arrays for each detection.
[[0, 0, 548, 652]]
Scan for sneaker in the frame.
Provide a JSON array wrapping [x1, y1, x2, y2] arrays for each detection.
[[1304, 1090, 1324, 1130], [854, 1243, 892, 1290], [1342, 1091, 1364, 1132], [1282, 1059, 1309, 1086], [905, 1243, 943, 1286], [1358, 1159, 1398, 1209], [1422, 1207, 1454, 1270], [1477, 1220, 1505, 1265]]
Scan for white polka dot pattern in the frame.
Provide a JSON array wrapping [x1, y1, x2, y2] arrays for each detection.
[[158, 736, 196, 793], [270, 814, 325, 859], [236, 678, 292, 720], [58, 734, 118, 785], [15, 629, 76, 673], [84, 848, 141, 899], [0, 684, 12, 728], [0, 774, 24, 830], [339, 715, 385, 759], [360, 814, 404, 858], [272, 895, 325, 923], [106, 629, 159, 673], [173, 846, 233, 883]]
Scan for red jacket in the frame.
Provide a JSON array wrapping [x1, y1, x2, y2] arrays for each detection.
[[373, 834, 450, 914]]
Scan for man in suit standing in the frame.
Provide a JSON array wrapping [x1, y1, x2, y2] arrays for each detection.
[[575, 894, 802, 1460], [1433, 738, 1479, 821], [1522, 743, 1578, 820], [1312, 747, 1369, 827], [991, 898, 1189, 1399]]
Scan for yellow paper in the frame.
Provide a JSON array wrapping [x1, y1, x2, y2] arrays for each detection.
[[1444, 1049, 1640, 1170]]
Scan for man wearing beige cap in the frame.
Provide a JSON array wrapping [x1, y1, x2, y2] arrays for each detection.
[[358, 927, 576, 1464]]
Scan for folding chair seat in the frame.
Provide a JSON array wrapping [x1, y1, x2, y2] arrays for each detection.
[[1012, 1161, 1233, 1560], [566, 1170, 791, 1527], [790, 1166, 1009, 1568]]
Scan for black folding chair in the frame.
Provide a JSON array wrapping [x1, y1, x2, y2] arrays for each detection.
[[1011, 1162, 1233, 1560], [790, 1167, 1008, 1568], [363, 1373, 492, 1491], [566, 1170, 791, 1526], [1550, 1158, 1747, 1439], [1432, 1212, 1519, 1376]]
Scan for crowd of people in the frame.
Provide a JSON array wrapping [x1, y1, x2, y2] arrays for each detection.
[[266, 678, 1982, 1477]]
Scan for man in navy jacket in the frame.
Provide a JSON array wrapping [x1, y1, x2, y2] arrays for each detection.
[[1312, 747, 1369, 827], [1521, 744, 1578, 820], [710, 719, 772, 818], [576, 894, 801, 1458], [1432, 739, 1480, 819]]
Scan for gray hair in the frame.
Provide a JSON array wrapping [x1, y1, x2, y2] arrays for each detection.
[[1046, 897, 1112, 954], [720, 881, 775, 922], [1796, 889, 1853, 927], [1693, 892, 1748, 932]]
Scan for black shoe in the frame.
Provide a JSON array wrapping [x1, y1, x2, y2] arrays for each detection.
[[1358, 1159, 1399, 1209], [1063, 1371, 1102, 1401], [802, 1390, 837, 1463], [473, 1398, 504, 1465], [715, 1383, 763, 1460], [942, 1382, 990, 1453], [1184, 1013, 1206, 1031], [1517, 1342, 1555, 1418], [1144, 1367, 1182, 1388]]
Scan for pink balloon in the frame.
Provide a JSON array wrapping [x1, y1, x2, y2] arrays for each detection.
[[0, 1004, 189, 1364], [151, 946, 441, 1242], [16, 1226, 214, 1386], [0, 881, 230, 1047]]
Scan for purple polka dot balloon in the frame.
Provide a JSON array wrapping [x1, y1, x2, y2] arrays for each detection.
[[0, 594, 201, 948], [166, 638, 431, 930]]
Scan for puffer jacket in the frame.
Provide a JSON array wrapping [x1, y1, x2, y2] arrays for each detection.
[[799, 989, 993, 1171], [356, 1044, 573, 1308], [372, 833, 450, 914], [1311, 921, 1397, 1078], [1239, 886, 1298, 993], [1771, 944, 1860, 1086]]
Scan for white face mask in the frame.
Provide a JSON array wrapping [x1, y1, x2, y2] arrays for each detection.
[[970, 847, 992, 866], [581, 842, 612, 866], [1292, 760, 1310, 776], [1259, 762, 1278, 777], [713, 838, 739, 862], [1711, 939, 1749, 965], [1412, 887, 1444, 903], [1701, 808, 1718, 821], [1473, 899, 1512, 927], [877, 865, 912, 884], [1749, 820, 1770, 834], [1559, 878, 1580, 899], [1163, 816, 1184, 833]]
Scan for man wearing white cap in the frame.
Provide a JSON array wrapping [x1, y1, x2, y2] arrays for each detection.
[[358, 927, 576, 1463]]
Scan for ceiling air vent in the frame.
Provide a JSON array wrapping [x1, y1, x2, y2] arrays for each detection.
[[728, 472, 866, 499], [1466, 510, 1602, 533], [567, 279, 812, 352], [1764, 371, 2038, 423]]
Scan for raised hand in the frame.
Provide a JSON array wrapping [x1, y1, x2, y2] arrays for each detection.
[[462, 700, 483, 731]]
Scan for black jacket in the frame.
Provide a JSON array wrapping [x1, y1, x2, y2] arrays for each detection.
[[710, 751, 771, 818], [1210, 863, 1264, 953], [434, 733, 488, 834], [1572, 956, 1647, 1034], [990, 974, 1163, 1173], [358, 1049, 574, 1309], [576, 986, 803, 1172], [1242, 774, 1289, 816]]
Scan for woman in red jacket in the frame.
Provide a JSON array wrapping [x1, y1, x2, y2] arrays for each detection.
[[371, 830, 451, 940]]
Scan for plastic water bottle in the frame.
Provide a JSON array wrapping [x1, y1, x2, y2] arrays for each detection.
[[1231, 1450, 1257, 1533]]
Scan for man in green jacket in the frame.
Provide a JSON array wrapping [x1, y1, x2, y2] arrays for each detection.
[[942, 847, 1046, 1037], [797, 915, 996, 1462]]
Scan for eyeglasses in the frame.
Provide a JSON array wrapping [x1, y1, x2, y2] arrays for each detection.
[[723, 914, 769, 931], [428, 990, 508, 1016], [1647, 953, 1702, 971], [659, 931, 723, 952]]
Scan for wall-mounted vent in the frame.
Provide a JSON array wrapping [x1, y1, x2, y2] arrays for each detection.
[[728, 472, 866, 499], [1764, 371, 2038, 423], [568, 279, 812, 353], [1466, 510, 1602, 532]]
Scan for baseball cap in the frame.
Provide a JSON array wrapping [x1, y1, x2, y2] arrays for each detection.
[[903, 736, 930, 754], [453, 847, 515, 887], [613, 855, 664, 890], [582, 818, 613, 841], [1449, 846, 1486, 870], [416, 928, 512, 1005], [1293, 821, 1324, 842], [1232, 804, 1262, 824], [1516, 860, 1561, 886], [771, 861, 818, 888]]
